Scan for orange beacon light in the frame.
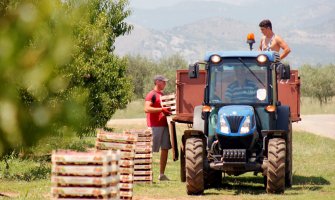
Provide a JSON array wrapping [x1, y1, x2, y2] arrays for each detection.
[[247, 33, 255, 51]]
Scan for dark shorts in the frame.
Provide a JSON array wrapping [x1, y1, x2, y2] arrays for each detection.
[[150, 126, 172, 152]]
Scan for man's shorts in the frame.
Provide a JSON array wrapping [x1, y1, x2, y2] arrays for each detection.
[[150, 126, 172, 152]]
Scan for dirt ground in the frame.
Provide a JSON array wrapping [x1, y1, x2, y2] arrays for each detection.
[[293, 114, 335, 139], [108, 115, 335, 140]]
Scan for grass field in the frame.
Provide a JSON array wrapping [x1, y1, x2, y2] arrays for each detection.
[[0, 123, 334, 200], [0, 98, 334, 199]]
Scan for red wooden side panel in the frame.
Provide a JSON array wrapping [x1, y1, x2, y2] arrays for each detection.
[[174, 69, 301, 123], [278, 70, 301, 122], [174, 70, 206, 123]]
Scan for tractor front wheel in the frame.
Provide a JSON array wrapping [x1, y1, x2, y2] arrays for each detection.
[[185, 137, 204, 195], [266, 138, 286, 194]]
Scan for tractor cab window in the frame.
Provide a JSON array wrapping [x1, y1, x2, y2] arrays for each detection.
[[209, 58, 269, 104]]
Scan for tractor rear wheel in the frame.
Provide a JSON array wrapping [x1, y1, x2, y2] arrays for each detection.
[[266, 138, 286, 194], [185, 137, 204, 195]]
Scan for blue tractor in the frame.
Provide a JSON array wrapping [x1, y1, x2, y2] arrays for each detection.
[[177, 49, 297, 195]]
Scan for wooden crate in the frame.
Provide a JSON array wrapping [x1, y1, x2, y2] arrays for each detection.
[[95, 141, 136, 152], [52, 150, 119, 165], [130, 130, 153, 184], [160, 93, 176, 115], [97, 129, 137, 143], [95, 130, 138, 200], [51, 186, 118, 199], [51, 150, 120, 200], [51, 175, 119, 187], [133, 171, 153, 183], [134, 158, 152, 165], [123, 129, 152, 137], [52, 164, 118, 177]]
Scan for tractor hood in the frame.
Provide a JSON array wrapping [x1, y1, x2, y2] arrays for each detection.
[[216, 105, 256, 136]]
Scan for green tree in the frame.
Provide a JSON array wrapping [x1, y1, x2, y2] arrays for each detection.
[[158, 54, 188, 94], [0, 0, 133, 155], [300, 64, 335, 105], [125, 55, 156, 99], [63, 0, 133, 132], [126, 54, 188, 98], [0, 0, 88, 155]]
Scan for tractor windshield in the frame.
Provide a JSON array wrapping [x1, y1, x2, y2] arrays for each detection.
[[209, 58, 269, 104]]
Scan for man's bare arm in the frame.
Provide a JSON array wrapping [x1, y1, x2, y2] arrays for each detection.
[[258, 37, 264, 51], [276, 35, 291, 59], [144, 101, 163, 113]]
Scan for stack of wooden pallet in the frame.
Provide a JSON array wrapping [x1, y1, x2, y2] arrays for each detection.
[[51, 150, 120, 200], [160, 93, 176, 115], [124, 129, 153, 184], [95, 129, 138, 199]]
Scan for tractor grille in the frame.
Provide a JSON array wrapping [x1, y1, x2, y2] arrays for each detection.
[[222, 149, 246, 162], [226, 116, 244, 133]]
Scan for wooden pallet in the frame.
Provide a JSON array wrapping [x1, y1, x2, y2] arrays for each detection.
[[129, 129, 153, 185], [160, 93, 176, 115], [133, 171, 153, 182], [95, 130, 138, 200], [134, 158, 152, 164], [52, 150, 120, 165], [97, 129, 137, 143], [123, 129, 152, 137], [51, 186, 118, 198], [51, 150, 120, 199], [96, 141, 136, 152]]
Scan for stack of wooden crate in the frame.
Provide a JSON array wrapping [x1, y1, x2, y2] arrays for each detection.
[[95, 129, 138, 199], [51, 150, 120, 200], [124, 129, 153, 184], [160, 93, 176, 115]]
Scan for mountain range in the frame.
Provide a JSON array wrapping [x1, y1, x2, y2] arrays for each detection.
[[114, 0, 335, 67]]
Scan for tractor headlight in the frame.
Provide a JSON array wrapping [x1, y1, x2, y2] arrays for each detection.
[[240, 116, 251, 134], [210, 55, 221, 64], [256, 54, 268, 65], [220, 115, 229, 133]]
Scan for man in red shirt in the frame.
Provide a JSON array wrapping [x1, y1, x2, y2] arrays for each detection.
[[144, 75, 172, 181]]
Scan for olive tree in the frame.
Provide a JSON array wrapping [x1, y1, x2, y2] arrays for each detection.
[[0, 0, 133, 155], [300, 64, 335, 105], [63, 0, 133, 133], [0, 0, 88, 155]]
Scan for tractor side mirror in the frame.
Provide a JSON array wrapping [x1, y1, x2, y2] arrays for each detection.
[[188, 63, 199, 78], [277, 63, 291, 80]]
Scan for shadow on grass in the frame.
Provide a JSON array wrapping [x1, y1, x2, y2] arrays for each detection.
[[204, 174, 330, 196], [291, 175, 330, 191], [204, 176, 265, 196]]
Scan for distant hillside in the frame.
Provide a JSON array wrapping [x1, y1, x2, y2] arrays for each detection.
[[115, 0, 335, 67]]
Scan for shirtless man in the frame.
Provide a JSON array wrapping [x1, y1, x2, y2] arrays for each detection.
[[259, 19, 291, 60]]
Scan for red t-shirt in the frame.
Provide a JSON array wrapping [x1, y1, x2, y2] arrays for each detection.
[[145, 90, 168, 127]]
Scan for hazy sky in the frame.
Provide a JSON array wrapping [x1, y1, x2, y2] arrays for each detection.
[[130, 0, 259, 9]]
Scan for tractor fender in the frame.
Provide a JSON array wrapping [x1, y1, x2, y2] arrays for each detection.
[[193, 105, 205, 132], [181, 106, 207, 156], [276, 105, 290, 132]]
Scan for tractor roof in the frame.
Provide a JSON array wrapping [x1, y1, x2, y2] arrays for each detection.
[[204, 51, 279, 62]]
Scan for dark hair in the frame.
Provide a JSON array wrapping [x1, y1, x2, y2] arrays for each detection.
[[259, 19, 272, 30]]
